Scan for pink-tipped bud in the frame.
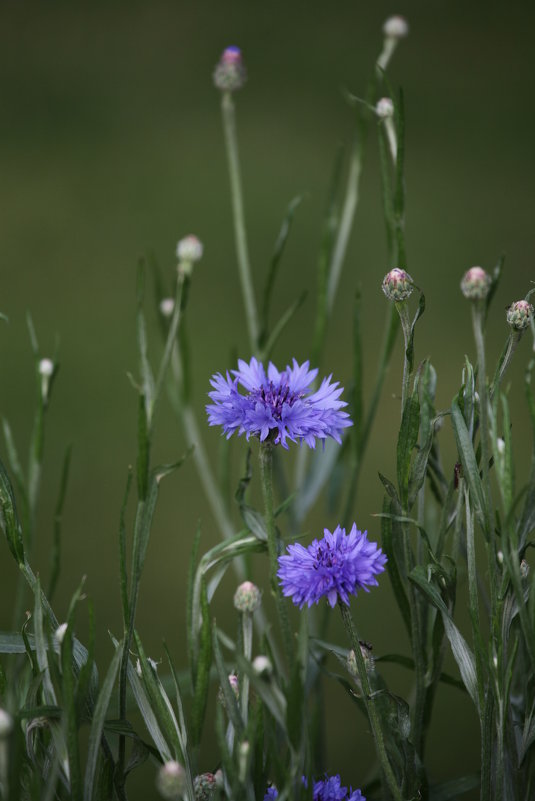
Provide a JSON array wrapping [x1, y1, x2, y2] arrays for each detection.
[[213, 46, 247, 92], [376, 97, 394, 118], [506, 299, 533, 331], [382, 267, 414, 302], [217, 673, 239, 707], [233, 580, 261, 613], [176, 234, 203, 264], [156, 761, 186, 799], [194, 772, 218, 801], [383, 15, 409, 39], [460, 266, 491, 300]]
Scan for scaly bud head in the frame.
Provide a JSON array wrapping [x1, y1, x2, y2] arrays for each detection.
[[506, 299, 533, 331], [194, 772, 218, 801], [460, 266, 491, 300], [382, 268, 414, 302], [233, 580, 261, 613], [176, 234, 203, 265], [213, 46, 247, 92], [156, 761, 186, 799]]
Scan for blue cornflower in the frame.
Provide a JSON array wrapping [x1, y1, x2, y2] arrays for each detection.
[[263, 775, 365, 800], [206, 357, 352, 449], [278, 524, 387, 609]]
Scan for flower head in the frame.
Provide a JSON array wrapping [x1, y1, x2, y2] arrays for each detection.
[[506, 299, 533, 331], [382, 268, 413, 301], [460, 266, 491, 300], [176, 234, 203, 264], [278, 524, 386, 609], [376, 97, 394, 118], [194, 772, 218, 801], [213, 46, 247, 91], [206, 357, 352, 449], [264, 775, 365, 801], [233, 580, 261, 613], [383, 15, 409, 39], [156, 761, 186, 799]]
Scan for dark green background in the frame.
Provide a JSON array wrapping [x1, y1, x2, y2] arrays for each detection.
[[1, 1, 534, 796]]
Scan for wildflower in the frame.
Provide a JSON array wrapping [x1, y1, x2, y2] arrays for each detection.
[[194, 772, 218, 800], [278, 524, 387, 609], [263, 775, 365, 800], [506, 299, 533, 331], [156, 761, 186, 799], [383, 15, 409, 39], [233, 580, 261, 613], [375, 97, 394, 118], [206, 357, 352, 449], [460, 266, 491, 300], [176, 234, 203, 265], [213, 46, 247, 92], [382, 268, 413, 302]]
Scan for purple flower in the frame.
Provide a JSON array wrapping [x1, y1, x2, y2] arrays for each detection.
[[206, 357, 352, 449], [278, 524, 387, 609], [264, 775, 365, 801]]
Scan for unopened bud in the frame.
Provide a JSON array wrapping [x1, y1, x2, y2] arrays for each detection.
[[520, 559, 530, 579], [194, 772, 218, 800], [218, 674, 239, 706], [213, 46, 247, 92], [177, 235, 203, 265], [382, 268, 414, 302], [233, 581, 261, 613], [383, 15, 409, 39], [39, 358, 54, 377], [497, 550, 504, 565], [156, 761, 186, 799], [54, 623, 68, 645], [496, 437, 505, 455], [0, 709, 13, 737], [506, 300, 533, 331], [376, 97, 394, 118], [460, 267, 491, 301], [252, 655, 272, 677], [159, 298, 175, 318]]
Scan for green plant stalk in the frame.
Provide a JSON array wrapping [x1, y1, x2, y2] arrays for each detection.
[[339, 602, 405, 801], [397, 300, 412, 417], [491, 330, 522, 399], [221, 91, 259, 352], [240, 612, 253, 726], [259, 441, 293, 669]]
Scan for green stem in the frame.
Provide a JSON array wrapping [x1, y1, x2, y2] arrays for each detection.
[[397, 301, 412, 417], [259, 441, 293, 669], [339, 603, 405, 801], [240, 613, 253, 726], [221, 91, 259, 352]]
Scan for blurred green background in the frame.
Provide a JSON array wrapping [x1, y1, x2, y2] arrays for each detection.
[[1, 0, 534, 796]]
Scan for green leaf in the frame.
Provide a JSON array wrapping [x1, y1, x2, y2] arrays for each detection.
[[429, 773, 480, 800], [48, 443, 73, 602], [191, 578, 213, 747], [83, 643, 122, 801], [0, 454, 25, 564], [405, 291, 426, 376], [212, 627, 244, 735], [410, 566, 479, 709], [379, 498, 411, 639], [451, 395, 489, 537]]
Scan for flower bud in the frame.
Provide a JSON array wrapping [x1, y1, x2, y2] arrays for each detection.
[[39, 358, 54, 377], [156, 760, 186, 799], [194, 772, 218, 800], [506, 299, 533, 331], [217, 673, 239, 706], [233, 581, 261, 613], [497, 550, 504, 565], [382, 268, 414, 302], [383, 15, 409, 39], [252, 655, 272, 678], [54, 622, 68, 645], [496, 437, 505, 455], [376, 97, 394, 118], [520, 559, 530, 579], [460, 267, 491, 301], [0, 709, 13, 737], [159, 298, 175, 318], [213, 46, 247, 92], [176, 235, 203, 265]]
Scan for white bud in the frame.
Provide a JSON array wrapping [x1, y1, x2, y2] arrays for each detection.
[[383, 15, 409, 39], [376, 97, 394, 118], [176, 235, 203, 264], [38, 358, 54, 377], [159, 298, 175, 318], [156, 760, 186, 799], [54, 623, 68, 645], [496, 438, 505, 455], [497, 550, 504, 565], [0, 709, 13, 737], [252, 655, 272, 677]]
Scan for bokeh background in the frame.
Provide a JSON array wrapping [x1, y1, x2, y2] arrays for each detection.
[[1, 1, 534, 797]]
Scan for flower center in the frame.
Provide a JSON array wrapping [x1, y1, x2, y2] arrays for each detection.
[[250, 380, 302, 419], [314, 543, 338, 570]]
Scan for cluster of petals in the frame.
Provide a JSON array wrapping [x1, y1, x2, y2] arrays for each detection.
[[206, 357, 352, 449], [264, 774, 365, 800], [278, 524, 387, 609]]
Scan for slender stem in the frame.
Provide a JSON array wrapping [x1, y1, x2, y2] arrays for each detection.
[[490, 330, 521, 400], [259, 442, 293, 668], [339, 603, 405, 801], [221, 91, 259, 352], [471, 304, 493, 538], [397, 301, 412, 417], [240, 613, 253, 726]]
